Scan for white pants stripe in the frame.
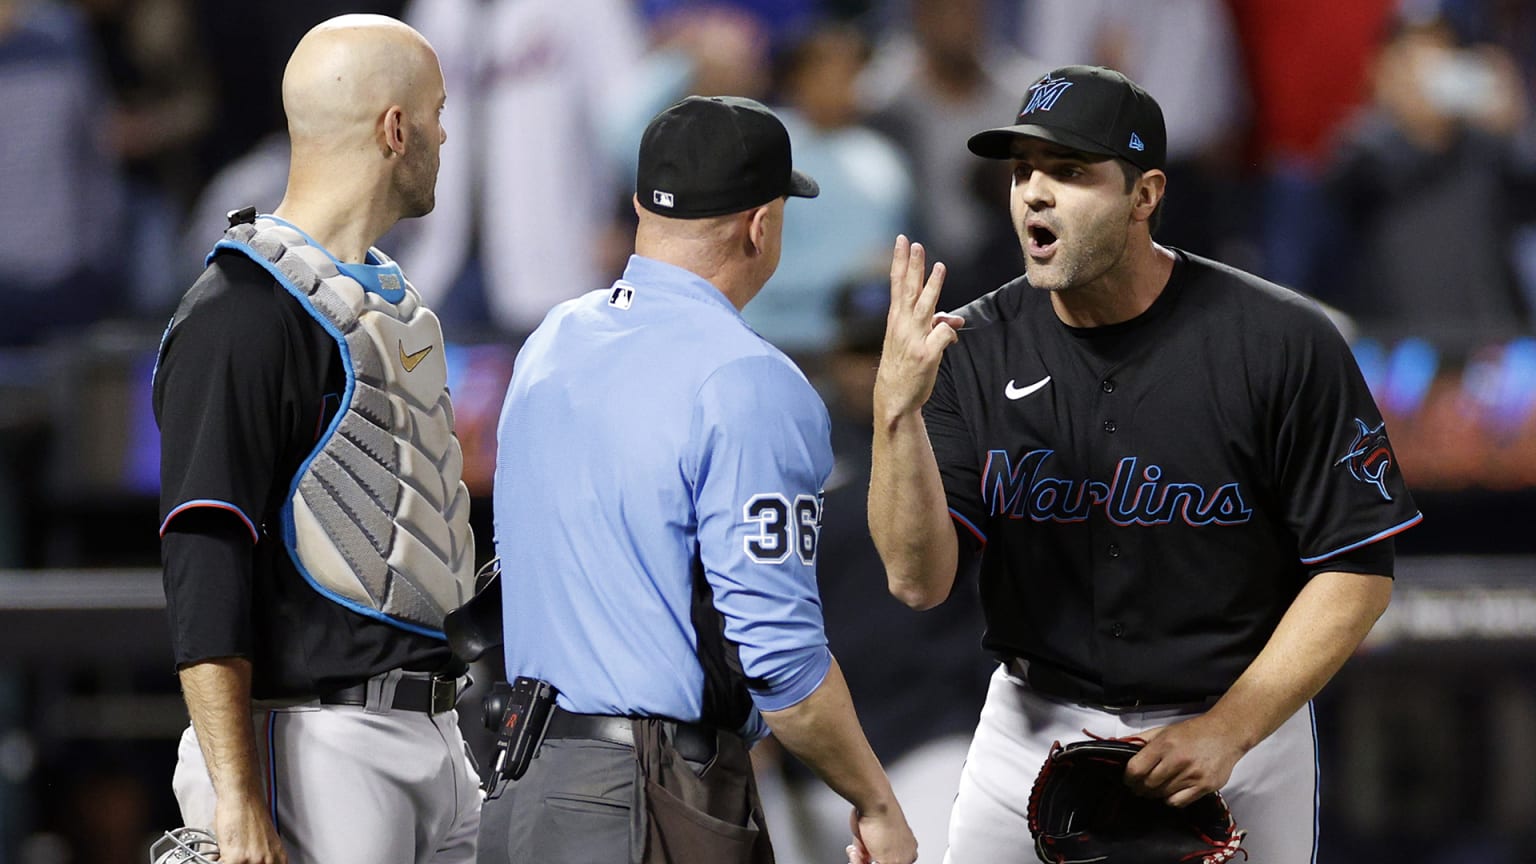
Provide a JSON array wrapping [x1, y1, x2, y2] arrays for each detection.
[[944, 664, 1318, 863]]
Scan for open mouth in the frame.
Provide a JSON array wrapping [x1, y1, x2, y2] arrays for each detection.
[[1026, 223, 1059, 258]]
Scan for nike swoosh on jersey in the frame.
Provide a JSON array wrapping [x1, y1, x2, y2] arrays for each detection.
[[1004, 376, 1052, 400], [399, 341, 435, 373]]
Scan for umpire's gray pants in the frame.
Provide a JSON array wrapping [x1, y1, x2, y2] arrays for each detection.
[[478, 737, 638, 863]]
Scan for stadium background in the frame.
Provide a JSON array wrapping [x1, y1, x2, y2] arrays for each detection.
[[1, 0, 1534, 860]]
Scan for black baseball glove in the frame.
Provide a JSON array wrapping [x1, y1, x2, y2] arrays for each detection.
[[1027, 738, 1247, 864]]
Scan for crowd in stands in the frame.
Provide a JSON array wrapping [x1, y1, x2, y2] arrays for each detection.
[[4, 0, 1533, 353]]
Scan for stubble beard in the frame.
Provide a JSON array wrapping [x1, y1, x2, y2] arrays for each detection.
[[398, 127, 439, 219], [1020, 208, 1130, 294]]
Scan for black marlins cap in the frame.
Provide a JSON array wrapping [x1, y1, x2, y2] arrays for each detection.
[[967, 65, 1166, 172], [637, 95, 820, 219]]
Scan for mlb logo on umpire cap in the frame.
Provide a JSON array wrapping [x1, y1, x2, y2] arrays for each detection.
[[653, 190, 675, 208]]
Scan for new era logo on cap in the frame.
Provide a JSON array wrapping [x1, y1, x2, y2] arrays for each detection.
[[1129, 133, 1145, 151], [653, 190, 675, 208]]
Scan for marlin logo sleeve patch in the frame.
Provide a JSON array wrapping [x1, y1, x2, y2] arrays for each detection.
[[1334, 418, 1397, 500]]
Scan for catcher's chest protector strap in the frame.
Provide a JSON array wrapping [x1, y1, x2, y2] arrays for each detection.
[[213, 217, 475, 637]]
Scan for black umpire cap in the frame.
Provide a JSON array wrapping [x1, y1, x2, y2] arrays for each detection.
[[968, 65, 1167, 173], [637, 95, 820, 219]]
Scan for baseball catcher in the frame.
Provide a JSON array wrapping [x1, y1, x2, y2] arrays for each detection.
[[1028, 738, 1246, 864]]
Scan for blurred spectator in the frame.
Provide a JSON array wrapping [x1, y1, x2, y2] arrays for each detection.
[[743, 23, 912, 357], [0, 0, 124, 347], [79, 0, 212, 313], [392, 0, 644, 337], [1019, 0, 1246, 259], [1326, 15, 1536, 348], [604, 5, 777, 196], [860, 0, 1042, 306], [81, 0, 210, 207], [638, 0, 818, 52], [763, 276, 990, 864], [192, 0, 406, 175], [1225, 0, 1398, 292]]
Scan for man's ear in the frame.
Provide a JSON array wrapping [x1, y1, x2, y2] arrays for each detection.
[[1133, 169, 1167, 222], [744, 205, 770, 256], [382, 105, 408, 157]]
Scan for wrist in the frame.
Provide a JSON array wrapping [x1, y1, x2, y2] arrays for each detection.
[[210, 766, 266, 804], [1201, 700, 1264, 754], [872, 399, 920, 434], [854, 791, 899, 819]]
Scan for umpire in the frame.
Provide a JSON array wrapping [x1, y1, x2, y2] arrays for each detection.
[[479, 96, 917, 864]]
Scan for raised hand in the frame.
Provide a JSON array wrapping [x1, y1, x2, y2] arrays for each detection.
[[874, 235, 965, 423]]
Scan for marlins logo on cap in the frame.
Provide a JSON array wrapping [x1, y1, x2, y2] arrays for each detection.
[[1021, 74, 1074, 114]]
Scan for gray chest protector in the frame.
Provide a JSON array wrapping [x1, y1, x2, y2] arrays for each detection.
[[216, 217, 475, 637]]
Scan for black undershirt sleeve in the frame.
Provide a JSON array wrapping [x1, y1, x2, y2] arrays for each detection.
[[162, 509, 255, 667]]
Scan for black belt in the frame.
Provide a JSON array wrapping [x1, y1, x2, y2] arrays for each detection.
[[320, 675, 460, 714], [543, 706, 716, 763], [1006, 657, 1219, 712]]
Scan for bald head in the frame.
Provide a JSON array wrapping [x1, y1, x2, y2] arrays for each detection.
[[282, 15, 442, 147], [277, 14, 447, 229]]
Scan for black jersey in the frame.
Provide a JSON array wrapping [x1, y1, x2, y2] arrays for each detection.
[[925, 250, 1421, 704], [155, 253, 449, 699]]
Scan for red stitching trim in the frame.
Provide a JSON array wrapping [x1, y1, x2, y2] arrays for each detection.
[[1026, 740, 1065, 834], [1081, 727, 1148, 746]]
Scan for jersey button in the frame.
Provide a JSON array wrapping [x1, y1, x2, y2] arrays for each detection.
[[1101, 379, 1116, 393], [1111, 622, 1125, 638], [1107, 543, 1121, 558], [1103, 419, 1117, 433]]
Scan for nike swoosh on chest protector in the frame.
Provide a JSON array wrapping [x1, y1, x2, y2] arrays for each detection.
[[400, 341, 434, 372]]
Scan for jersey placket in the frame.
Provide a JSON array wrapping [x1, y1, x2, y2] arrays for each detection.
[[1085, 362, 1143, 704]]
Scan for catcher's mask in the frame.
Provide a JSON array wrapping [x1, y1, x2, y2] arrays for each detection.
[[149, 827, 219, 864]]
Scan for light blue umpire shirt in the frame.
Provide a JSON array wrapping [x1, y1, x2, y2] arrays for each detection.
[[493, 254, 835, 741]]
